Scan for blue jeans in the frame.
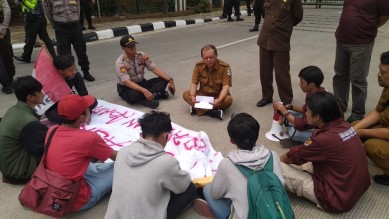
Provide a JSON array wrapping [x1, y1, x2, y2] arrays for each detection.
[[203, 184, 232, 219], [77, 162, 114, 211], [287, 111, 313, 143]]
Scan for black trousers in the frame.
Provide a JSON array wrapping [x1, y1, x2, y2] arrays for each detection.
[[54, 21, 90, 74], [117, 77, 168, 104], [0, 28, 15, 87], [245, 0, 251, 14], [21, 14, 56, 61], [227, 0, 241, 17], [80, 0, 93, 27], [253, 0, 264, 25], [166, 183, 197, 219]]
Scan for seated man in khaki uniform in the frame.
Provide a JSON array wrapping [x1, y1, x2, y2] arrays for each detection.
[[183, 45, 233, 120], [115, 35, 176, 109], [354, 51, 389, 186]]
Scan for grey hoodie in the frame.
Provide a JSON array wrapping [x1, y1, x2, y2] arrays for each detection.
[[210, 145, 284, 219], [105, 138, 191, 219]]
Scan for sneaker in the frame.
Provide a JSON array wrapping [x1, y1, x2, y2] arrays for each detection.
[[206, 109, 223, 120], [13, 56, 30, 63], [189, 106, 196, 115], [346, 114, 364, 123], [373, 174, 389, 186], [1, 86, 13, 94], [194, 198, 216, 218], [83, 73, 95, 82], [140, 100, 159, 109]]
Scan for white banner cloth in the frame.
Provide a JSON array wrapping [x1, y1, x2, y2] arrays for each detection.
[[83, 100, 223, 180]]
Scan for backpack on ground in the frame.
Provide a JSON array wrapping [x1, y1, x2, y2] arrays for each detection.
[[236, 151, 294, 219]]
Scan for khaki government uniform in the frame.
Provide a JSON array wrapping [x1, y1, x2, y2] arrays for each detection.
[[364, 88, 389, 175], [257, 0, 303, 104], [183, 59, 233, 115]]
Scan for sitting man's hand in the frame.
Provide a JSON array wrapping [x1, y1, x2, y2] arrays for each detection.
[[143, 89, 154, 100], [273, 102, 288, 115], [84, 109, 91, 125], [168, 82, 176, 95], [213, 98, 222, 108]]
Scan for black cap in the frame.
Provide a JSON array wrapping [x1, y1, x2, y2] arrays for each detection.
[[120, 35, 138, 48]]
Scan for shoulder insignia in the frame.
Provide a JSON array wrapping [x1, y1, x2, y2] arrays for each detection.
[[196, 60, 204, 66], [226, 67, 232, 76], [120, 66, 126, 73], [304, 138, 312, 146]]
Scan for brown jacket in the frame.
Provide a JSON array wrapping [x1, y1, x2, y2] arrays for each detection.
[[258, 0, 303, 51]]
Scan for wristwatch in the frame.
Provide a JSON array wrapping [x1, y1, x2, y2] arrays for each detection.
[[168, 78, 174, 83]]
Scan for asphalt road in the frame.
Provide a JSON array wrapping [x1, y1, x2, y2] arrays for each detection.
[[2, 8, 389, 219]]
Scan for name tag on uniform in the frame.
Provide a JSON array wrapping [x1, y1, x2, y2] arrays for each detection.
[[69, 0, 77, 5]]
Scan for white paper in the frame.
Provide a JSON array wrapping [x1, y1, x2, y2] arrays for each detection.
[[195, 96, 214, 109]]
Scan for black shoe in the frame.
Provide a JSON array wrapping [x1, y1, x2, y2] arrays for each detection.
[[153, 91, 169, 100], [220, 14, 227, 19], [206, 109, 223, 120], [13, 56, 30, 63], [373, 175, 389, 186], [256, 99, 273, 107], [83, 73, 95, 82], [140, 100, 159, 109], [236, 17, 244, 21], [189, 107, 197, 115], [346, 114, 364, 123], [82, 26, 86, 31], [247, 13, 251, 16], [227, 17, 234, 22], [88, 25, 96, 30], [249, 26, 259, 32], [2, 86, 13, 94]]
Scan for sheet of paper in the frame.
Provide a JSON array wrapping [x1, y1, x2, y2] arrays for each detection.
[[195, 96, 214, 109]]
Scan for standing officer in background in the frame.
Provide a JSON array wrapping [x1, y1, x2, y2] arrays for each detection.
[[249, 0, 264, 32], [227, 0, 244, 22], [13, 0, 56, 63], [43, 0, 95, 82], [116, 35, 176, 109], [256, 0, 303, 107], [0, 0, 15, 94], [79, 0, 95, 30]]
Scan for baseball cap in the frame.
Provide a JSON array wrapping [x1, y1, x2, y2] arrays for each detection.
[[58, 94, 96, 120], [120, 35, 138, 48]]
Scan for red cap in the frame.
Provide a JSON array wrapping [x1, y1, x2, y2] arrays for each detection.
[[58, 94, 96, 120]]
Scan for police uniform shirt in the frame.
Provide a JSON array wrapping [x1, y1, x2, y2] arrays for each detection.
[[376, 87, 389, 127], [192, 59, 232, 97], [43, 0, 80, 24], [115, 52, 156, 85], [258, 0, 303, 51]]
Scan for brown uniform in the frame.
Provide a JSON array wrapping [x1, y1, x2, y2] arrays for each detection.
[[364, 88, 389, 175], [257, 0, 303, 104], [183, 59, 233, 115]]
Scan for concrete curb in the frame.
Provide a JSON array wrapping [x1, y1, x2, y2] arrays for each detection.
[[12, 11, 248, 50]]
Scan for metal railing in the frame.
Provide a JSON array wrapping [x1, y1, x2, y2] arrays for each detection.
[[302, 0, 344, 8]]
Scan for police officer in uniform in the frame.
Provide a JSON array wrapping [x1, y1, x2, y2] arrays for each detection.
[[0, 0, 15, 94], [249, 0, 264, 32], [43, 0, 95, 81], [115, 35, 176, 109], [183, 45, 233, 120], [256, 0, 303, 107], [13, 0, 56, 63]]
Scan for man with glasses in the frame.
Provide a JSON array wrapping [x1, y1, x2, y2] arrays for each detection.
[[183, 44, 233, 120]]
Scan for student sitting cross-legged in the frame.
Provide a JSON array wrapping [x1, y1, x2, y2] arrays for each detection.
[[194, 113, 284, 219]]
